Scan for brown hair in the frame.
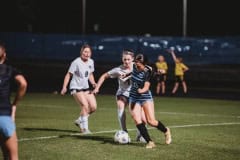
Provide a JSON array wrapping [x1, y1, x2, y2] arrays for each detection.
[[80, 44, 92, 55]]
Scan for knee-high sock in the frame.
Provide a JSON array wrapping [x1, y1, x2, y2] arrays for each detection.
[[156, 120, 167, 133], [81, 115, 89, 130], [118, 108, 127, 132], [136, 123, 151, 143]]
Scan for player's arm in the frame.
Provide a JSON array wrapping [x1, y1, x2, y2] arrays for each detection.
[[138, 67, 152, 94], [89, 72, 97, 89], [183, 64, 189, 72], [167, 49, 177, 62], [138, 81, 150, 94], [93, 72, 110, 94], [61, 72, 72, 95], [12, 74, 27, 121]]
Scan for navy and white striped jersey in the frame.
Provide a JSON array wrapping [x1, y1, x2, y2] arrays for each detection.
[[0, 64, 20, 115], [129, 64, 153, 100]]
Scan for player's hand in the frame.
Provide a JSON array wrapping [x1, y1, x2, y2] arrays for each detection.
[[92, 88, 99, 94], [61, 87, 67, 95], [91, 83, 97, 88]]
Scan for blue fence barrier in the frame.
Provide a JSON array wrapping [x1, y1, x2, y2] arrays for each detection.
[[1, 32, 240, 65]]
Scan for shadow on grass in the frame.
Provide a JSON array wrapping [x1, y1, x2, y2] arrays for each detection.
[[23, 127, 79, 133], [61, 134, 145, 147]]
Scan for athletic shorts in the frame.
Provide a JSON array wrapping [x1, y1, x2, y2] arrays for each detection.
[[116, 95, 129, 103], [129, 97, 153, 106], [155, 74, 167, 82], [175, 75, 184, 82], [70, 88, 90, 95], [0, 116, 16, 138]]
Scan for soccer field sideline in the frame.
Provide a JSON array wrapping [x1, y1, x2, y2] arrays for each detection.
[[18, 122, 240, 142]]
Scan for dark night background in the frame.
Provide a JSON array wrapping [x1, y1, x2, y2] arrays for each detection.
[[1, 0, 240, 36]]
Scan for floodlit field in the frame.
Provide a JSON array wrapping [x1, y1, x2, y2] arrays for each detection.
[[3, 93, 240, 160]]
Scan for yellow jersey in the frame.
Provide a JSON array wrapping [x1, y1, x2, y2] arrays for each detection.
[[175, 63, 188, 76], [155, 62, 168, 74]]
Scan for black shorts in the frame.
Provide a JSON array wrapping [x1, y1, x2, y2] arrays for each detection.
[[175, 76, 184, 83], [155, 74, 167, 82], [70, 88, 90, 95], [116, 95, 129, 104]]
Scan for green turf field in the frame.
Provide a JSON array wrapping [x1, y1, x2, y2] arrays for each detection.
[[2, 93, 240, 160]]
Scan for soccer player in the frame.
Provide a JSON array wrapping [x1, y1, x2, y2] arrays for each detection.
[[93, 50, 146, 142], [129, 54, 172, 149], [155, 55, 168, 95], [167, 49, 189, 94], [61, 44, 97, 134], [0, 42, 27, 160]]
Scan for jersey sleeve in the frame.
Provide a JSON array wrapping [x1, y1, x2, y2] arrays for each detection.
[[144, 66, 153, 82], [90, 59, 95, 73], [181, 63, 188, 70], [68, 60, 77, 74], [107, 67, 120, 78]]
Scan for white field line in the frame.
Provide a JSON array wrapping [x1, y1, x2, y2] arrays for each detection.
[[18, 122, 240, 142], [22, 104, 239, 119]]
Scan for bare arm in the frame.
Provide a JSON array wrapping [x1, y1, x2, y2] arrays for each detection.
[[138, 81, 151, 94], [12, 75, 27, 121], [89, 72, 97, 88], [167, 49, 177, 62], [93, 72, 110, 94], [61, 72, 72, 95]]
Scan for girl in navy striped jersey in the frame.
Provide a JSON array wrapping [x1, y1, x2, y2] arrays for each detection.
[[129, 54, 172, 148]]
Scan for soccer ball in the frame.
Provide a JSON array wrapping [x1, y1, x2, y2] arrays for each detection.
[[114, 130, 131, 144]]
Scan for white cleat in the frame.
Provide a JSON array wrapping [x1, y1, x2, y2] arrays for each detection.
[[165, 127, 172, 145]]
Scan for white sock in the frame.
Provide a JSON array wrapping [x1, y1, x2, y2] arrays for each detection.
[[117, 108, 127, 131], [81, 115, 89, 130]]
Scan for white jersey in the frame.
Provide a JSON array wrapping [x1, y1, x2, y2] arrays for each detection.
[[68, 57, 94, 90], [107, 64, 132, 97]]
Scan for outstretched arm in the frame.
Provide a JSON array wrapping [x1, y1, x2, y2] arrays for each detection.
[[167, 49, 177, 62], [12, 75, 27, 121], [61, 72, 72, 95], [93, 72, 110, 94]]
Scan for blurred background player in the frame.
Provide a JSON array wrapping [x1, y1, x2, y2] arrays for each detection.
[[61, 44, 97, 134], [155, 55, 168, 95], [93, 50, 146, 142], [0, 42, 27, 160], [129, 54, 171, 149], [167, 49, 189, 94]]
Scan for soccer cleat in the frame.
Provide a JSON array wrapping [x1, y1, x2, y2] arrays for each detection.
[[165, 127, 172, 145], [146, 141, 156, 149], [74, 119, 82, 128], [81, 129, 92, 135], [136, 135, 147, 143]]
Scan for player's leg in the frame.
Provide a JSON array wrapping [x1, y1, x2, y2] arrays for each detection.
[[72, 92, 90, 133], [182, 81, 187, 94], [142, 101, 172, 144], [161, 81, 166, 95], [84, 91, 97, 114], [116, 96, 127, 132], [156, 82, 161, 95], [172, 82, 179, 94], [136, 108, 147, 143], [129, 103, 154, 148], [5, 132, 18, 160]]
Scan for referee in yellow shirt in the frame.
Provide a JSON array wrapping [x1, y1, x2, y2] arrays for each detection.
[[168, 50, 189, 94]]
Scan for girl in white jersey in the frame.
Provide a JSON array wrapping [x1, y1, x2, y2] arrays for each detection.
[[61, 44, 97, 134], [93, 50, 146, 142]]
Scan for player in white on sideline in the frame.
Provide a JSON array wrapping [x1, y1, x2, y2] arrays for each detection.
[[93, 50, 146, 142], [61, 44, 97, 134]]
